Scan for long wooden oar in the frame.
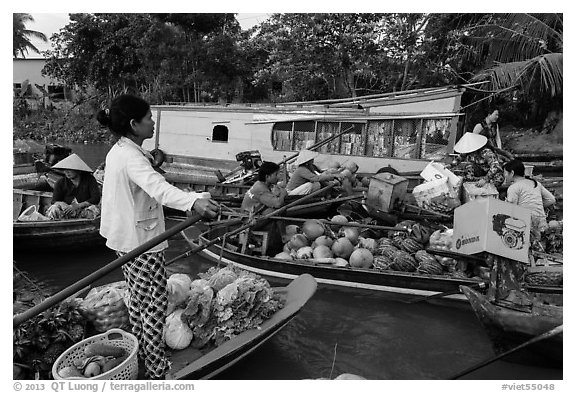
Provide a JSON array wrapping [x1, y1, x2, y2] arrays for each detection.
[[166, 182, 338, 266], [13, 214, 204, 328], [277, 125, 356, 167], [222, 125, 355, 179], [449, 325, 563, 379], [285, 194, 363, 215]]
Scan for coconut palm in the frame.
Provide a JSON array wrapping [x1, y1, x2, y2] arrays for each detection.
[[13, 13, 47, 58], [468, 13, 563, 98]]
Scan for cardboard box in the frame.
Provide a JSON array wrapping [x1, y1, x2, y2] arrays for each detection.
[[420, 161, 462, 200], [453, 198, 531, 263], [462, 182, 498, 203], [412, 177, 461, 210], [366, 173, 408, 212]]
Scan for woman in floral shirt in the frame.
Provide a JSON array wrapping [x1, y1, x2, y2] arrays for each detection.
[[453, 132, 505, 188]]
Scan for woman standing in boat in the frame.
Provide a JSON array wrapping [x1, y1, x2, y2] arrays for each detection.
[[96, 94, 219, 379], [472, 108, 514, 161], [46, 153, 101, 220], [286, 149, 340, 195], [503, 159, 556, 243]]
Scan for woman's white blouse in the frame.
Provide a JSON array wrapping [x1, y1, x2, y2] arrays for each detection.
[[100, 137, 200, 253]]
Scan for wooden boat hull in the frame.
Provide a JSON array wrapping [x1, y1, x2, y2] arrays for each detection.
[[13, 218, 105, 250], [193, 225, 485, 300], [461, 286, 562, 366], [168, 273, 317, 379], [13, 188, 104, 250]]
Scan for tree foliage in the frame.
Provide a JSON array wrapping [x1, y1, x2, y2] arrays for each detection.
[[39, 12, 562, 121]]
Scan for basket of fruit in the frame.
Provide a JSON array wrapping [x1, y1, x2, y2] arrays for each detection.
[[52, 328, 138, 380]]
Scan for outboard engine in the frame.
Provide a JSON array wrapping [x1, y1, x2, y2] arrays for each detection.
[[235, 150, 262, 171]]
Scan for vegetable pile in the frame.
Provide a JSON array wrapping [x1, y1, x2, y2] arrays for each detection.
[[274, 217, 484, 279], [163, 266, 284, 351]]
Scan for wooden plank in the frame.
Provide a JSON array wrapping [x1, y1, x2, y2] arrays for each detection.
[[13, 193, 24, 220]]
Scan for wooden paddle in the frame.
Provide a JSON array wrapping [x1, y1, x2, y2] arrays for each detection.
[[221, 125, 355, 181], [449, 325, 563, 379], [277, 125, 356, 167], [285, 194, 363, 215], [13, 214, 205, 328], [166, 182, 338, 266]]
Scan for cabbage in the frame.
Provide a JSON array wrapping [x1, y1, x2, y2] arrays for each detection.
[[182, 281, 214, 327], [164, 309, 193, 350], [207, 267, 238, 291], [167, 273, 193, 315], [188, 266, 284, 347]]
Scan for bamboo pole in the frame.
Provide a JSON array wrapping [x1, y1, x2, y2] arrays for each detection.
[[13, 215, 204, 327], [166, 182, 338, 266]]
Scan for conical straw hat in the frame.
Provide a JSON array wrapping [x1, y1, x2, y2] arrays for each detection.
[[453, 132, 488, 154], [51, 153, 93, 172], [295, 149, 319, 166]]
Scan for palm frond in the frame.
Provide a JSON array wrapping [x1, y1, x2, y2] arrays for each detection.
[[471, 52, 562, 98], [468, 13, 562, 63]]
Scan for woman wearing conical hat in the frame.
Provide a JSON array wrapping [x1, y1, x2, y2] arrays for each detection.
[[45, 153, 102, 220], [286, 149, 341, 196], [452, 132, 505, 188]]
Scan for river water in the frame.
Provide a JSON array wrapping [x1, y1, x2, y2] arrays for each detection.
[[12, 142, 563, 382]]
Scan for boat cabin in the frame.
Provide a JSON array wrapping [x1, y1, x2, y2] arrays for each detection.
[[144, 86, 464, 175]]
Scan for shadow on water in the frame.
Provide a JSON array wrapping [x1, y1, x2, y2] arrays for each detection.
[[13, 220, 563, 380]]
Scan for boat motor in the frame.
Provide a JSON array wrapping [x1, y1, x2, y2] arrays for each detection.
[[235, 150, 262, 171]]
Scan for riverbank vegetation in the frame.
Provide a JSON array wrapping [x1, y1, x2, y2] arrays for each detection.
[[14, 13, 562, 146]]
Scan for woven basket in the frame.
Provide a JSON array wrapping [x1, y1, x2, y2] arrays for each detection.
[[52, 328, 138, 380]]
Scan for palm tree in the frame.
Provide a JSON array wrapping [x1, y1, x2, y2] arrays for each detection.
[[13, 13, 47, 58], [467, 13, 563, 98]]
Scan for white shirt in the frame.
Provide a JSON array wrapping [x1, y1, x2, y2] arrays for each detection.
[[100, 137, 201, 253]]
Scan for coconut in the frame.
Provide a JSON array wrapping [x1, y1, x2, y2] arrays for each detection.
[[296, 246, 314, 259], [332, 237, 354, 259], [313, 235, 334, 248], [349, 248, 374, 268], [313, 245, 333, 259], [358, 237, 377, 253], [333, 257, 349, 267], [330, 215, 348, 230], [303, 219, 325, 241], [342, 161, 359, 174], [340, 168, 353, 179], [340, 226, 360, 245], [274, 252, 293, 261], [289, 233, 309, 250]]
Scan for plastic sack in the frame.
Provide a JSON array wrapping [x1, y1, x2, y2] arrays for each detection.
[[80, 281, 129, 332], [17, 205, 50, 222]]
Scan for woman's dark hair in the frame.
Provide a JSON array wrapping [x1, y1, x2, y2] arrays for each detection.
[[503, 159, 536, 187], [96, 94, 150, 137], [258, 161, 280, 181]]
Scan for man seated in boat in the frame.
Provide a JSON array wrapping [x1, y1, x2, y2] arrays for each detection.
[[286, 149, 342, 196], [242, 161, 288, 216], [45, 154, 102, 220], [240, 161, 287, 255]]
